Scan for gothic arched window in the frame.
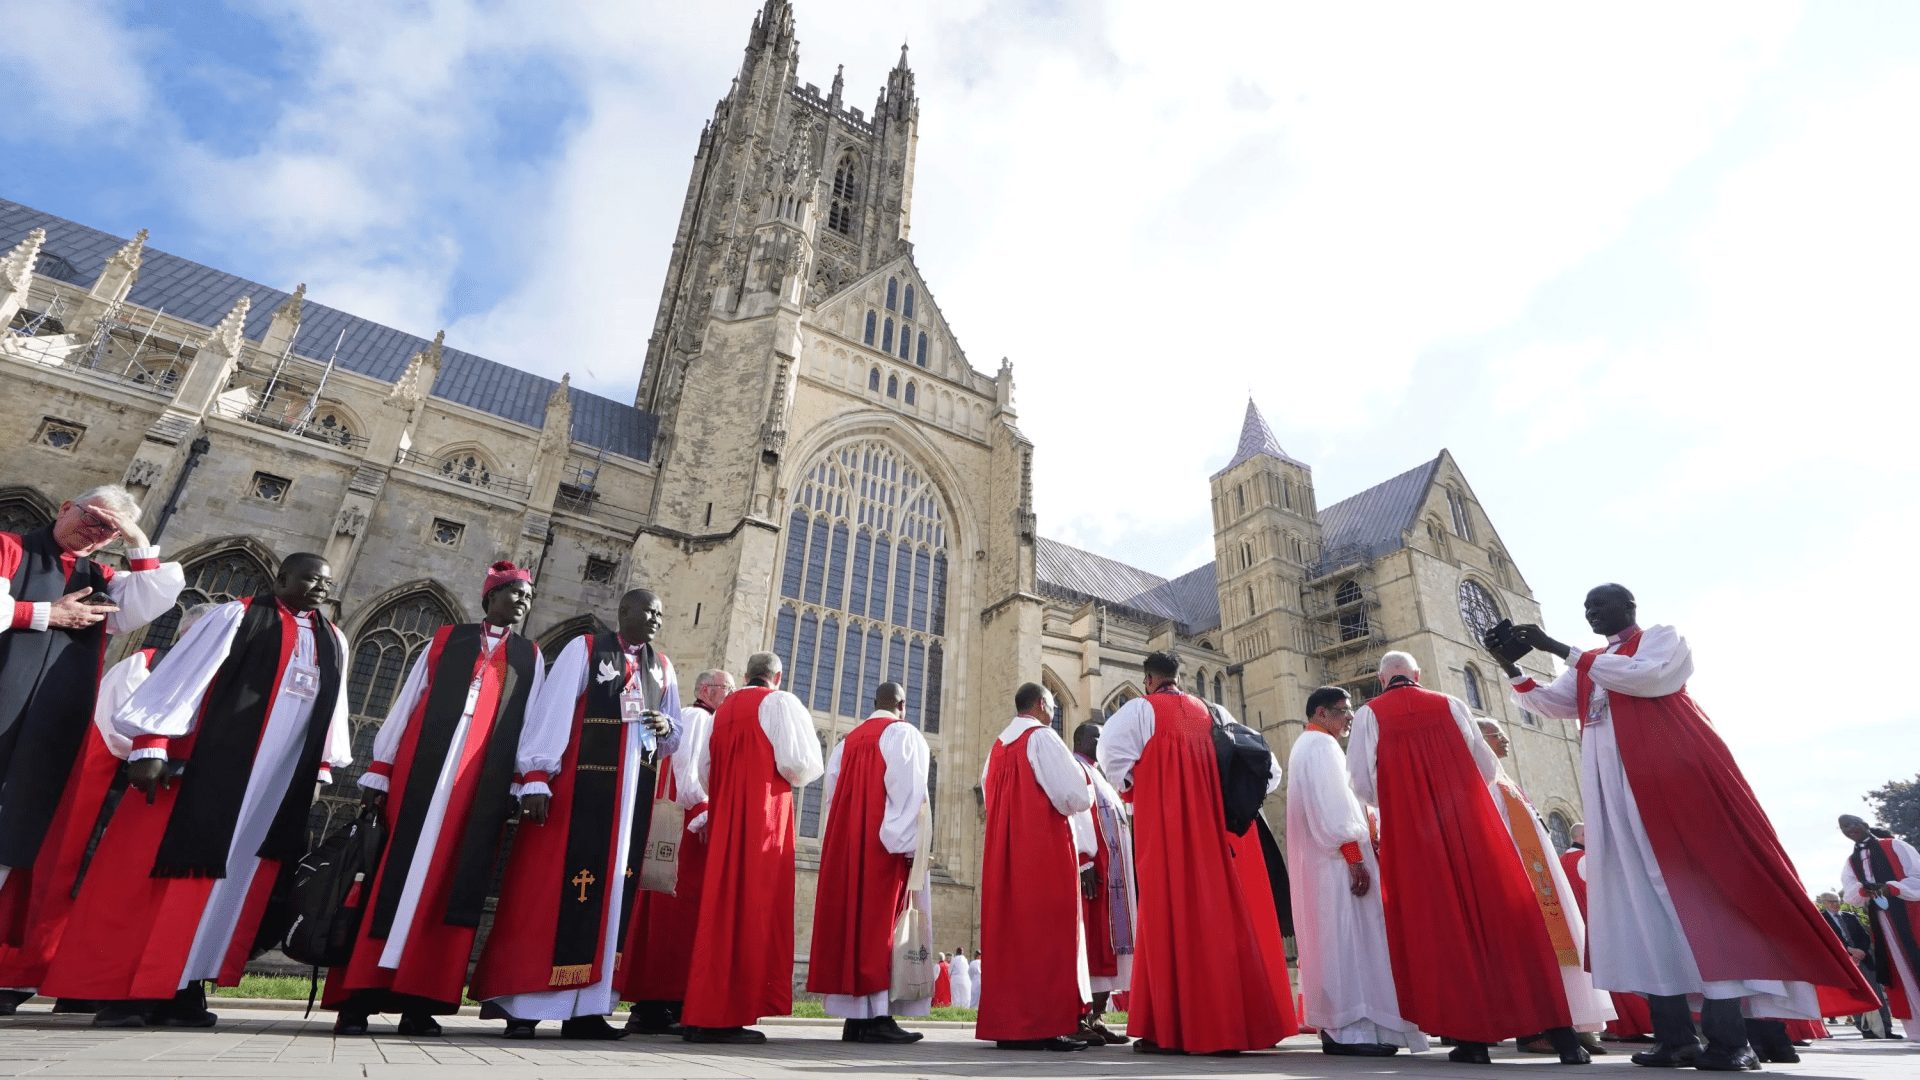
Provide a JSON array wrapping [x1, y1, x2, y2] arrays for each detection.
[[347, 592, 455, 720], [868, 367, 880, 391], [903, 285, 915, 319], [141, 546, 275, 651], [882, 317, 895, 353], [774, 440, 951, 734], [1336, 579, 1366, 641], [916, 332, 927, 366], [886, 374, 898, 398], [898, 326, 911, 360], [438, 449, 494, 488], [830, 155, 859, 235], [886, 278, 898, 311], [1214, 674, 1224, 704], [798, 730, 830, 837], [0, 488, 56, 537], [1463, 664, 1486, 712], [904, 381, 917, 406], [1547, 811, 1572, 854], [863, 310, 876, 346]]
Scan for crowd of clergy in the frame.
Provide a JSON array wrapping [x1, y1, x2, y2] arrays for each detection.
[[0, 485, 1911, 1068]]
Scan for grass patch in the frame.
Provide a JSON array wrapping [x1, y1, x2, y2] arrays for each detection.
[[211, 975, 315, 1000]]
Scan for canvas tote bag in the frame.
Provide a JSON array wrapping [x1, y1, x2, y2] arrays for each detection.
[[890, 801, 936, 1001], [635, 650, 684, 894]]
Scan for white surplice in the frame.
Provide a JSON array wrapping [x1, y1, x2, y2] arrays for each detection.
[[112, 599, 352, 987], [1285, 729, 1427, 1050], [948, 950, 971, 1009], [1070, 753, 1136, 994], [357, 625, 543, 968], [0, 543, 183, 635], [819, 709, 931, 1020], [1511, 624, 1819, 1018], [1842, 836, 1920, 1042], [1487, 765, 1615, 1031], [487, 634, 681, 1021], [90, 652, 148, 760], [674, 703, 715, 835]]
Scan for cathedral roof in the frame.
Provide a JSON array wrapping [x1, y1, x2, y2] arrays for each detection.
[[1316, 455, 1442, 566], [0, 198, 656, 461], [1035, 537, 1220, 635], [1212, 399, 1306, 478]]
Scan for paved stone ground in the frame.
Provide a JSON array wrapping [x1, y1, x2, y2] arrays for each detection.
[[1, 1004, 1915, 1080]]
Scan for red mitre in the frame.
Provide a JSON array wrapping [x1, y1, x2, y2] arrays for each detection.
[[484, 560, 532, 595]]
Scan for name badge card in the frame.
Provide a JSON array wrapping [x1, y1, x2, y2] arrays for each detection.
[[287, 660, 322, 700]]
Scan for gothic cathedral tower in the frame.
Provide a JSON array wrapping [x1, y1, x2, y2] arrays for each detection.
[[1210, 401, 1326, 769]]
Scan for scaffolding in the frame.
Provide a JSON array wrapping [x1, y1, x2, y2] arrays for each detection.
[[1301, 545, 1388, 696]]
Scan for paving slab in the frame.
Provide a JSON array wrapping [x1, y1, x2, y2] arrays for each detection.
[[1, 1005, 1915, 1079]]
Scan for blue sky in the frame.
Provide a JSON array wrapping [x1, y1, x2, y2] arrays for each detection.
[[9, 0, 1918, 886]]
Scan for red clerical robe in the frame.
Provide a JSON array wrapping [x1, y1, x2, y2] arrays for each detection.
[[680, 686, 822, 1029], [1229, 824, 1299, 1031], [1109, 692, 1288, 1053], [976, 724, 1086, 1042], [807, 715, 913, 998], [613, 702, 711, 1005], [933, 961, 951, 1007], [1361, 683, 1570, 1042], [0, 651, 148, 989], [324, 624, 538, 1012]]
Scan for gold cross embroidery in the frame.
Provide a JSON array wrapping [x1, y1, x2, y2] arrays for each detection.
[[572, 869, 596, 902]]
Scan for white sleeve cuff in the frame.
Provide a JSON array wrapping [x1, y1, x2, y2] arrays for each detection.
[[689, 811, 709, 835], [520, 781, 552, 798], [128, 747, 168, 762], [358, 772, 390, 792], [125, 545, 160, 560], [29, 602, 50, 632], [1564, 646, 1584, 666]]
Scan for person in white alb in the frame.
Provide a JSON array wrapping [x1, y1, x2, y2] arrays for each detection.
[[1069, 721, 1135, 1045], [1286, 686, 1426, 1057], [1497, 585, 1877, 1070], [467, 589, 680, 1040], [807, 682, 931, 1043], [1476, 718, 1614, 1054], [949, 946, 972, 1011], [326, 562, 544, 1036], [1840, 815, 1920, 1042], [42, 553, 351, 1028]]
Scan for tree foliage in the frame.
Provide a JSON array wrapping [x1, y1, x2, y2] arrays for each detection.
[[1864, 774, 1920, 847]]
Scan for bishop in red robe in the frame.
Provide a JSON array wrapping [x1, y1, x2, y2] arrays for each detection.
[[678, 651, 822, 1044], [976, 682, 1093, 1051], [617, 668, 730, 1035], [41, 553, 351, 1028], [1347, 651, 1588, 1064], [1502, 586, 1878, 1070], [468, 589, 680, 1039], [1840, 817, 1920, 1042], [325, 563, 542, 1036], [807, 682, 929, 1044], [1098, 652, 1292, 1055]]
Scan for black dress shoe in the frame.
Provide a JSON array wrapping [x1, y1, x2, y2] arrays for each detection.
[[841, 1018, 866, 1042], [396, 1013, 441, 1037], [1757, 1047, 1799, 1063], [1448, 1042, 1494, 1064], [1321, 1032, 1399, 1056], [503, 1019, 539, 1039], [1693, 1045, 1760, 1071], [560, 1015, 628, 1040], [1132, 1038, 1187, 1054], [627, 1003, 679, 1035], [51, 999, 99, 1014], [0, 989, 29, 1016], [684, 1026, 768, 1044], [333, 1012, 370, 1036], [93, 1001, 151, 1028], [857, 1017, 923, 1044], [1629, 1041, 1700, 1067], [996, 1036, 1091, 1051]]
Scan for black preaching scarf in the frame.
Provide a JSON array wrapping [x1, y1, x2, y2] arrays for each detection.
[[150, 595, 342, 878], [550, 633, 660, 985], [366, 624, 538, 938], [0, 528, 110, 867], [1851, 838, 1920, 991]]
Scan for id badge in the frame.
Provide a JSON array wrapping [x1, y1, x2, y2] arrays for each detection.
[[287, 661, 322, 700], [622, 689, 648, 723]]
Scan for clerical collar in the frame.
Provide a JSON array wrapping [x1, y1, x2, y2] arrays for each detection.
[[618, 634, 651, 655], [1607, 624, 1641, 644], [274, 598, 313, 621]]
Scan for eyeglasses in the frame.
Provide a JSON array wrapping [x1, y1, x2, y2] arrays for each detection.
[[77, 506, 120, 536]]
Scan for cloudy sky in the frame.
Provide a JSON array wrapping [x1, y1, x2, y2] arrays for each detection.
[[8, 0, 1917, 887]]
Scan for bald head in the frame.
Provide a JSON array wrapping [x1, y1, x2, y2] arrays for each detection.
[[875, 681, 905, 712], [618, 588, 664, 645]]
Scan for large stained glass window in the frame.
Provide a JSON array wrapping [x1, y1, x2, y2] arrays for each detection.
[[774, 440, 950, 735]]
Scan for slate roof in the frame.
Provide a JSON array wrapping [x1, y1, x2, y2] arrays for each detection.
[[1035, 537, 1221, 635], [1316, 455, 1441, 566], [1, 198, 656, 460], [1211, 399, 1306, 478]]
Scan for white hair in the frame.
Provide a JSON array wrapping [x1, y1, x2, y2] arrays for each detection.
[[74, 484, 140, 522], [696, 668, 732, 690], [745, 651, 782, 682], [1378, 651, 1420, 682], [1477, 717, 1507, 737], [178, 602, 218, 637]]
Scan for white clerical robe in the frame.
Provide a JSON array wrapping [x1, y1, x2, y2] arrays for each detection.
[[357, 625, 543, 968], [1488, 765, 1614, 1030], [819, 710, 932, 1020], [1070, 753, 1136, 994], [487, 635, 681, 1021], [0, 542, 183, 635], [969, 956, 982, 1009], [1511, 624, 1819, 1017], [676, 703, 715, 835], [114, 600, 352, 986], [91, 652, 148, 760], [1842, 836, 1920, 1042], [949, 952, 971, 1009], [1285, 729, 1427, 1050]]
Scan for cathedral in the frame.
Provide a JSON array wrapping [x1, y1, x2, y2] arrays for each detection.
[[0, 0, 1578, 965]]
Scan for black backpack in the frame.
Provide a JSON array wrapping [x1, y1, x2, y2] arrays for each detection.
[[283, 805, 386, 969], [1208, 703, 1274, 837]]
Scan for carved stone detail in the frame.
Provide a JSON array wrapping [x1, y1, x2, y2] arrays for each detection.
[[334, 506, 367, 537]]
